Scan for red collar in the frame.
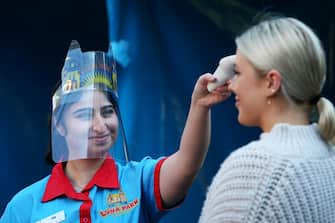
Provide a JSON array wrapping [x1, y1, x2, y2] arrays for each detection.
[[42, 158, 119, 201]]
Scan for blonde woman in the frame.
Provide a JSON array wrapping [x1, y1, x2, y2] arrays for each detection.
[[199, 16, 335, 222]]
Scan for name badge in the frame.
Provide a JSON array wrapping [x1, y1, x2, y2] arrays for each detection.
[[35, 210, 65, 223]]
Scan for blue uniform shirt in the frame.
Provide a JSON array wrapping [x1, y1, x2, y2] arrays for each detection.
[[0, 156, 169, 223]]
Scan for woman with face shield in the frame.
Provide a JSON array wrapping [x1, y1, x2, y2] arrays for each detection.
[[51, 88, 120, 164], [0, 40, 230, 223]]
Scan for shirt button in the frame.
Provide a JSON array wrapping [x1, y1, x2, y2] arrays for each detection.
[[83, 217, 88, 222]]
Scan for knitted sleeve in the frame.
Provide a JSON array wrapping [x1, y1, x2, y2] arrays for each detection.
[[245, 156, 335, 223], [198, 145, 276, 223]]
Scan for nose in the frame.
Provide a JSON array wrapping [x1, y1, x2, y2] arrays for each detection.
[[92, 114, 106, 132], [227, 78, 234, 92]]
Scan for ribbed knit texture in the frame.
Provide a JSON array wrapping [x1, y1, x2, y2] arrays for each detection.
[[199, 123, 335, 223]]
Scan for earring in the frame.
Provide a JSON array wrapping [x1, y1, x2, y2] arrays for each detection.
[[267, 99, 272, 105]]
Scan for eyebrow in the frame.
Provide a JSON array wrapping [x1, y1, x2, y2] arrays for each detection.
[[72, 107, 93, 116], [101, 105, 114, 110], [72, 104, 115, 115]]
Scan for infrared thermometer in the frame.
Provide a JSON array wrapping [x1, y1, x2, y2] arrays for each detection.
[[207, 55, 236, 92]]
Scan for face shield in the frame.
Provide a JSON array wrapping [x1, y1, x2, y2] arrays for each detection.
[[51, 40, 129, 163]]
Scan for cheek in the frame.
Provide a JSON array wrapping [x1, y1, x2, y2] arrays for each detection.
[[236, 78, 253, 92], [240, 87, 264, 110], [105, 117, 119, 131], [237, 95, 264, 126], [231, 77, 245, 95], [66, 122, 90, 137]]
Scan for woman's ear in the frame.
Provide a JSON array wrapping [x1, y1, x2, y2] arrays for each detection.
[[265, 69, 282, 96]]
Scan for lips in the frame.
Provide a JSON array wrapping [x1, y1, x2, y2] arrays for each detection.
[[89, 134, 110, 144], [235, 96, 240, 107]]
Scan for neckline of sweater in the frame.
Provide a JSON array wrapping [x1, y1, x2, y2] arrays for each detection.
[[257, 123, 333, 158]]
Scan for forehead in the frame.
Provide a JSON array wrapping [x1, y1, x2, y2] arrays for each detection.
[[235, 50, 247, 66], [71, 90, 113, 109], [235, 50, 257, 70]]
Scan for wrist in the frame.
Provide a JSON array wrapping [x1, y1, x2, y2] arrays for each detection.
[[190, 100, 211, 113]]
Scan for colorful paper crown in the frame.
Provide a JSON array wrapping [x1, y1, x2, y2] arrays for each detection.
[[52, 40, 118, 109]]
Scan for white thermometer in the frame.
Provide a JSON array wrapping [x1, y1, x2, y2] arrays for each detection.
[[207, 55, 236, 92]]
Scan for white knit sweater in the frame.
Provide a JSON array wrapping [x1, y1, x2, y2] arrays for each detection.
[[199, 123, 335, 223]]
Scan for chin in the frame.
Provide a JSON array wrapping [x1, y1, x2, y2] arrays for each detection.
[[237, 114, 246, 125], [87, 148, 110, 158], [88, 144, 112, 156]]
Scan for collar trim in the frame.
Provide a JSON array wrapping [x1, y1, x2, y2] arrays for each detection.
[[42, 158, 119, 201]]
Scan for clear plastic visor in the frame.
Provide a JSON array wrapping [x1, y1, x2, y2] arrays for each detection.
[[51, 89, 128, 163]]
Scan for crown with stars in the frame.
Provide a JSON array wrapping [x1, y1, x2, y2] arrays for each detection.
[[52, 40, 118, 109]]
